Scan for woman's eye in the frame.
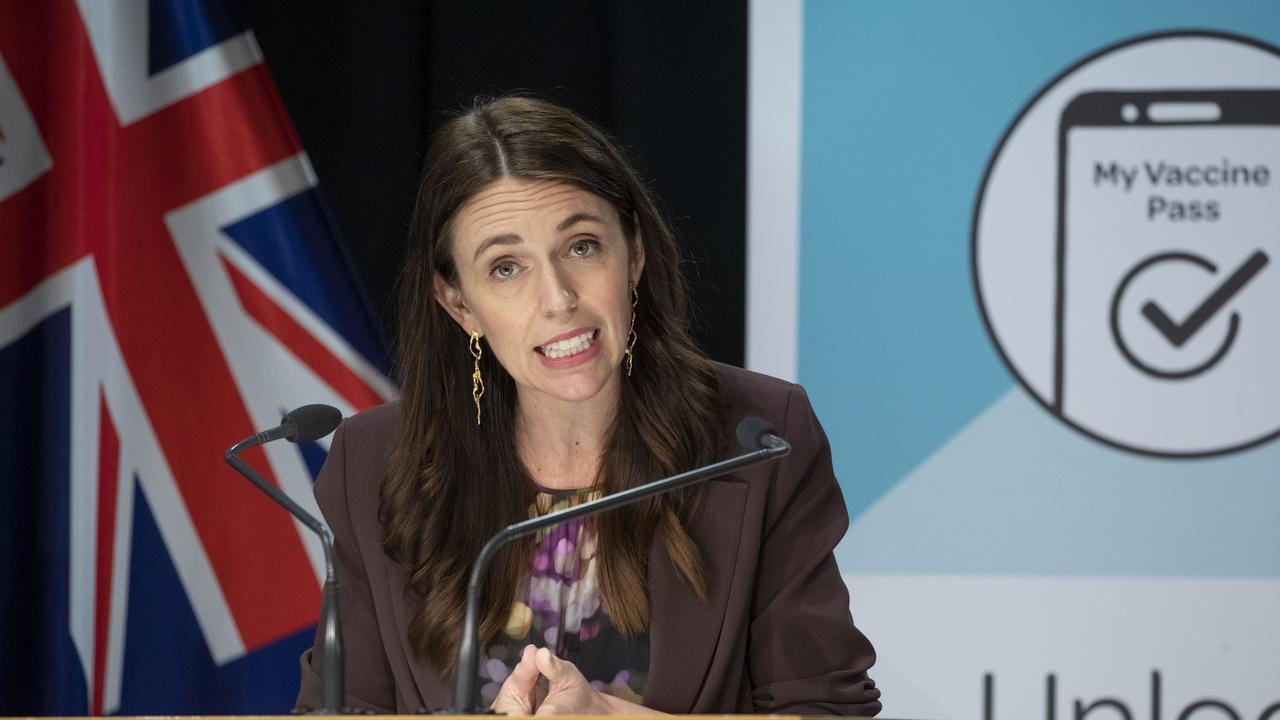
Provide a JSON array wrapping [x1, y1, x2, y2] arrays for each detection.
[[568, 239, 598, 257], [491, 261, 519, 280]]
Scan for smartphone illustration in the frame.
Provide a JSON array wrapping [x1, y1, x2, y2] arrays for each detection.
[[1055, 89, 1280, 455]]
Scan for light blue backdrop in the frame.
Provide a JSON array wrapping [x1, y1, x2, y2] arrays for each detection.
[[800, 1, 1280, 554]]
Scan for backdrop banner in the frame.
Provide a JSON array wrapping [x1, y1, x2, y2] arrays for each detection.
[[793, 3, 1280, 718]]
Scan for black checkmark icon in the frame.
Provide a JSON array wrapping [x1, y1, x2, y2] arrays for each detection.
[[1141, 250, 1269, 348]]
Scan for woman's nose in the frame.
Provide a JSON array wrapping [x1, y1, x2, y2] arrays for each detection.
[[538, 264, 578, 317]]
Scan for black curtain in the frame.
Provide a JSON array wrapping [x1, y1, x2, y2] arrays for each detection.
[[237, 1, 747, 365]]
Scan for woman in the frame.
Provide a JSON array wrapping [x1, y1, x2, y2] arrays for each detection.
[[296, 96, 880, 715]]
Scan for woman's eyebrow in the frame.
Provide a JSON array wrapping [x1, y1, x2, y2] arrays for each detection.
[[472, 214, 606, 263], [557, 212, 606, 232], [472, 233, 521, 263]]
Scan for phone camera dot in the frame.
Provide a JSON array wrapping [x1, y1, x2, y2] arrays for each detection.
[[1121, 103, 1140, 123]]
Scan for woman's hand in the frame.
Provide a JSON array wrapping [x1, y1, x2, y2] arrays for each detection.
[[528, 647, 613, 715], [490, 645, 542, 715], [489, 646, 664, 716]]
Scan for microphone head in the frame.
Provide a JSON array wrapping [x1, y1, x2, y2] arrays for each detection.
[[736, 416, 778, 451], [284, 404, 343, 443]]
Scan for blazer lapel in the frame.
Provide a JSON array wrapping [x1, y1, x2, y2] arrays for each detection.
[[383, 559, 451, 711], [645, 478, 749, 713]]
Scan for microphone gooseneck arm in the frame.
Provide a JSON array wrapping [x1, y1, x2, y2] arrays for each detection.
[[224, 416, 347, 714], [225, 434, 332, 542], [449, 433, 791, 714]]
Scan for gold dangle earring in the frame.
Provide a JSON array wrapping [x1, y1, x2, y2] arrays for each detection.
[[625, 283, 638, 377], [469, 330, 485, 426]]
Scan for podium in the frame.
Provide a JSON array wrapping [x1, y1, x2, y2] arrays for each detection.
[[52, 707, 890, 712]]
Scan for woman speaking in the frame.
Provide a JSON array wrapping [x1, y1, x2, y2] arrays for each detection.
[[295, 97, 880, 716]]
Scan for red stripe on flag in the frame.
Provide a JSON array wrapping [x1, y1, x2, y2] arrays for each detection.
[[0, 0, 99, 307], [222, 256, 385, 411], [119, 64, 305, 213], [92, 389, 119, 716]]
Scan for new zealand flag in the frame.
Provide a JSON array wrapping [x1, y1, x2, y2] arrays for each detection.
[[0, 1, 394, 713]]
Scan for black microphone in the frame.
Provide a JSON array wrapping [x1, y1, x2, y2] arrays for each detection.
[[446, 417, 792, 714], [243, 403, 343, 446], [736, 415, 789, 453], [224, 404, 351, 715]]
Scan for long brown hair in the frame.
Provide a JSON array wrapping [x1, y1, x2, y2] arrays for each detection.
[[380, 96, 721, 673]]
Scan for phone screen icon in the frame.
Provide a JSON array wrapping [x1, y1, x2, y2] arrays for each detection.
[[1055, 90, 1280, 455]]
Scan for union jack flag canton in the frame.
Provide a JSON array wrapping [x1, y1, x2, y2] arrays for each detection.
[[0, 1, 394, 714]]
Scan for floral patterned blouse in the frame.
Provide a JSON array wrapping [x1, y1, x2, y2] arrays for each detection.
[[477, 486, 650, 707]]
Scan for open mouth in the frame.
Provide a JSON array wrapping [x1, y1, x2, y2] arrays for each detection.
[[536, 329, 598, 359]]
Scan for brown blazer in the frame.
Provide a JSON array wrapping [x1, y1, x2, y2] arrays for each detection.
[[296, 364, 881, 715]]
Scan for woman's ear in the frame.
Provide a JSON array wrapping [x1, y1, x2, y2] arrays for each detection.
[[433, 274, 475, 333], [629, 221, 646, 285]]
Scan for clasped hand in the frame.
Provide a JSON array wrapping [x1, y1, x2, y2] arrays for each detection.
[[490, 645, 653, 716]]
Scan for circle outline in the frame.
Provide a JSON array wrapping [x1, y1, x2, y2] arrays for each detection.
[[1108, 251, 1240, 380], [970, 28, 1280, 459]]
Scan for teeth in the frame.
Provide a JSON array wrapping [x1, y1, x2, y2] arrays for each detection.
[[541, 330, 594, 359]]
